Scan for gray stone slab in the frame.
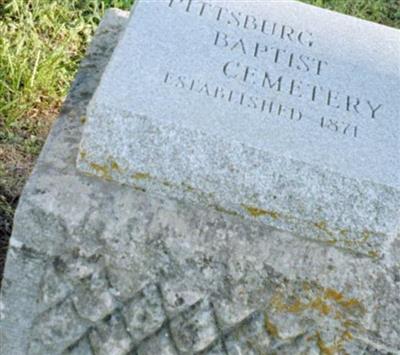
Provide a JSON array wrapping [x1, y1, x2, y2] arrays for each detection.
[[1, 7, 400, 355], [77, 0, 400, 257]]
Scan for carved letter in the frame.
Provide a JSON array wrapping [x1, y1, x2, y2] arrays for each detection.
[[231, 38, 247, 55], [244, 15, 257, 30], [262, 72, 283, 92], [346, 96, 360, 114], [367, 101, 383, 119], [281, 25, 295, 42], [214, 31, 229, 48], [223, 61, 240, 79], [253, 43, 268, 58], [298, 31, 314, 47], [327, 90, 340, 109]]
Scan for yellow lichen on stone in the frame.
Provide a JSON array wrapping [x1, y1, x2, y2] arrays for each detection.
[[310, 220, 379, 257], [360, 229, 373, 243], [264, 314, 279, 338], [316, 332, 335, 355], [181, 182, 195, 192], [272, 295, 332, 317], [79, 150, 87, 160], [313, 220, 335, 238], [368, 250, 379, 258], [339, 229, 349, 237], [310, 297, 331, 316], [342, 330, 353, 341], [338, 298, 364, 312], [324, 288, 343, 302], [269, 284, 365, 353], [241, 205, 280, 219], [306, 328, 354, 355], [285, 299, 306, 314], [132, 172, 151, 180], [324, 288, 364, 313], [90, 162, 111, 180], [212, 205, 239, 217], [110, 161, 122, 173], [132, 185, 146, 192], [302, 281, 312, 292]]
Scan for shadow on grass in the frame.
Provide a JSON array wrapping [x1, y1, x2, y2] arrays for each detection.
[[0, 186, 18, 288]]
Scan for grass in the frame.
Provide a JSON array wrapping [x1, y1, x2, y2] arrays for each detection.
[[0, 0, 399, 283], [302, 0, 400, 27]]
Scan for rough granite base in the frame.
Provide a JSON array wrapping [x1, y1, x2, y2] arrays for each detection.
[[1, 9, 400, 355]]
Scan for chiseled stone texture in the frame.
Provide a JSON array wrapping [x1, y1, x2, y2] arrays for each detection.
[[1, 8, 400, 355], [78, 0, 400, 258]]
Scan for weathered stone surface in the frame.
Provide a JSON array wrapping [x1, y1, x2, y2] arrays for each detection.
[[78, 0, 400, 257], [1, 7, 400, 355], [124, 284, 166, 345]]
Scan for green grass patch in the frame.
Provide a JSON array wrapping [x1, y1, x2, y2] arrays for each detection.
[[302, 0, 400, 28], [0, 0, 134, 135]]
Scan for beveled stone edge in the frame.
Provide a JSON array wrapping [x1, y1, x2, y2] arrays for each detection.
[[77, 106, 400, 258]]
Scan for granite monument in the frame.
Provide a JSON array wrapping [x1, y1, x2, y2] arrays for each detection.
[[78, 0, 400, 258]]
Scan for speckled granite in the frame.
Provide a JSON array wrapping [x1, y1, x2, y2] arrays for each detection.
[[77, 0, 400, 257], [1, 8, 400, 355]]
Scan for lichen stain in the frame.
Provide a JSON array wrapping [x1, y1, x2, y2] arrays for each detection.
[[88, 158, 124, 180], [79, 150, 87, 160], [272, 296, 331, 316], [360, 229, 373, 243], [132, 172, 151, 180], [133, 185, 146, 192], [181, 182, 195, 192], [342, 330, 353, 341], [324, 288, 343, 302], [284, 299, 306, 314], [241, 204, 280, 219], [264, 314, 279, 338], [110, 160, 122, 173], [339, 229, 349, 237], [272, 287, 364, 317], [313, 221, 335, 238], [313, 329, 353, 355], [212, 205, 239, 217], [270, 284, 363, 353], [324, 288, 364, 314], [90, 162, 111, 180], [316, 332, 335, 355], [368, 250, 379, 258], [310, 298, 331, 316]]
